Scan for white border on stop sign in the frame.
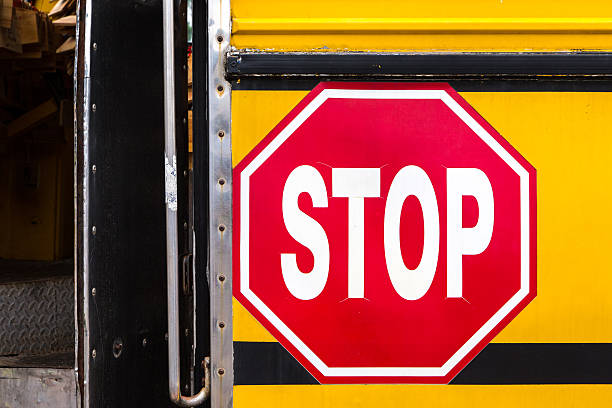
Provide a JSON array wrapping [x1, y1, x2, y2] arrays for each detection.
[[239, 88, 531, 378]]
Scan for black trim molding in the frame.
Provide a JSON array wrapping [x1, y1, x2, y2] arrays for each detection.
[[227, 52, 612, 78]]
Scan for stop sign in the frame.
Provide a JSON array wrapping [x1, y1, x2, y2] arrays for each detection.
[[233, 82, 536, 384]]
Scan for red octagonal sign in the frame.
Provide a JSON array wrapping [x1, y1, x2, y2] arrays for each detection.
[[233, 82, 537, 384]]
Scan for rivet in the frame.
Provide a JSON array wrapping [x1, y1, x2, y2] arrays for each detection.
[[185, 328, 189, 337], [92, 42, 97, 50], [183, 222, 188, 230], [216, 85, 224, 93], [92, 104, 96, 112], [218, 275, 225, 282], [218, 368, 225, 376], [91, 164, 96, 173], [91, 349, 96, 359], [218, 178, 226, 186], [183, 65, 187, 71], [218, 224, 226, 232], [216, 35, 223, 43], [142, 338, 147, 347], [164, 333, 168, 341], [183, 170, 188, 177], [91, 287, 96, 296], [182, 117, 187, 124], [217, 130, 225, 138], [91, 226, 96, 235], [218, 321, 225, 329], [112, 338, 123, 358]]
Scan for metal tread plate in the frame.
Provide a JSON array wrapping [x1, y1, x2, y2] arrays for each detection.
[[0, 274, 74, 360]]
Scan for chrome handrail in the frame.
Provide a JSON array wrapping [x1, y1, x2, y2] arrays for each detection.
[[163, 0, 210, 404]]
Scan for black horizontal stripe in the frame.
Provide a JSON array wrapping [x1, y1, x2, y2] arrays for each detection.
[[234, 341, 318, 385], [227, 52, 612, 78], [231, 77, 612, 92], [452, 343, 612, 384], [234, 342, 612, 385]]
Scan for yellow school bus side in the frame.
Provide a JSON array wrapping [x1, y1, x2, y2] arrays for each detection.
[[232, 0, 612, 52], [232, 90, 612, 407]]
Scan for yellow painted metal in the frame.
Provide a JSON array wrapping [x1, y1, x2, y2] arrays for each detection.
[[0, 142, 72, 261], [231, 0, 612, 51], [234, 299, 276, 342], [232, 89, 612, 344], [235, 384, 612, 407], [33, 0, 55, 14]]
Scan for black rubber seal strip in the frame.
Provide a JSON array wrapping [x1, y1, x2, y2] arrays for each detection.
[[234, 342, 612, 385]]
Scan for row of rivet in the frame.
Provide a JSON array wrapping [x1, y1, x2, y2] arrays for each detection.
[[87, 95, 191, 364]]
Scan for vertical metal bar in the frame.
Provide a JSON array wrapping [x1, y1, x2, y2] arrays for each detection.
[[208, 0, 233, 405], [162, 0, 180, 401], [164, 0, 210, 405], [74, 0, 93, 404]]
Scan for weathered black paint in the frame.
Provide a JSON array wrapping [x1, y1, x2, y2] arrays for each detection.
[[76, 0, 191, 405]]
